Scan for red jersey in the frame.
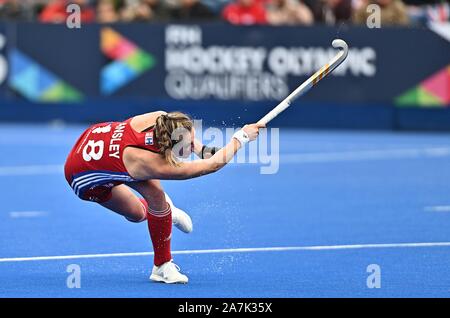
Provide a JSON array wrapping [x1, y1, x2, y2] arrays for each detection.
[[39, 0, 96, 23], [222, 2, 268, 25], [64, 117, 159, 202]]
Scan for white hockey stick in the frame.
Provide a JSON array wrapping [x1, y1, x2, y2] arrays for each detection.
[[257, 39, 349, 126]]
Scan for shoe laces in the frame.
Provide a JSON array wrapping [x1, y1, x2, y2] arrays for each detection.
[[164, 260, 181, 275], [173, 262, 181, 272]]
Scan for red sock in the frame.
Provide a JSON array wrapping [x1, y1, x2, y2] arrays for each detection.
[[146, 203, 172, 266]]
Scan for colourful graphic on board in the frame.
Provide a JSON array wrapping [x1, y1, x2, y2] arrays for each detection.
[[9, 49, 83, 102], [101, 27, 156, 95], [396, 65, 450, 107]]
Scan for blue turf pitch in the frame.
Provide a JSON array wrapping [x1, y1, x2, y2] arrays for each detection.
[[1, 124, 450, 297]]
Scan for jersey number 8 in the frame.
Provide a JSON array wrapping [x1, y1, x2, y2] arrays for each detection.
[[83, 140, 104, 162]]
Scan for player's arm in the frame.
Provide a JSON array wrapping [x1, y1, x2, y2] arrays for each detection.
[[160, 139, 241, 180], [152, 123, 264, 180], [193, 139, 221, 160]]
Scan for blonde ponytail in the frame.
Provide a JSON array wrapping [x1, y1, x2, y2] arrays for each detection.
[[154, 112, 193, 166]]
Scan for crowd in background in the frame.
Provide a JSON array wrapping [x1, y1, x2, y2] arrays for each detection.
[[0, 0, 448, 26]]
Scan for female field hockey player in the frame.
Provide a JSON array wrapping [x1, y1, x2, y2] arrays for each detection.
[[64, 111, 264, 284]]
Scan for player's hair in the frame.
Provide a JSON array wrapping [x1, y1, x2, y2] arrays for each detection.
[[155, 111, 193, 166]]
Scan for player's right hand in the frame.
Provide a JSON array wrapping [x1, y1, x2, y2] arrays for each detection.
[[243, 123, 266, 141]]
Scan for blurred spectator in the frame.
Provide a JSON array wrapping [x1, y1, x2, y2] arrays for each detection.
[[222, 0, 268, 25], [266, 0, 314, 25], [170, 0, 216, 21], [353, 0, 410, 26], [201, 0, 234, 13], [121, 0, 170, 22], [407, 1, 449, 25], [352, 0, 367, 11], [403, 0, 447, 5], [0, 0, 35, 21], [424, 1, 450, 22], [97, 0, 122, 23], [39, 0, 96, 23], [0, 0, 440, 25], [304, 0, 352, 24]]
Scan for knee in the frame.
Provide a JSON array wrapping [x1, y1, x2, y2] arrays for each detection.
[[124, 200, 147, 223], [125, 215, 146, 223], [144, 185, 167, 210]]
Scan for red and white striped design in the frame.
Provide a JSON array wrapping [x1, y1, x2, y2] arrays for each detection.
[[427, 3, 450, 22], [148, 203, 171, 218]]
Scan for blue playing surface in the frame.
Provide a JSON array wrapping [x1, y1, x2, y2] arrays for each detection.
[[1, 123, 450, 297]]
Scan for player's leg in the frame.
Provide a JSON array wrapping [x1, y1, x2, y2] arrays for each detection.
[[126, 180, 193, 233], [128, 180, 172, 267], [99, 183, 192, 231], [99, 184, 147, 223], [127, 180, 188, 284]]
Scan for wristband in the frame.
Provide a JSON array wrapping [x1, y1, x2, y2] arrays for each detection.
[[232, 129, 250, 146]]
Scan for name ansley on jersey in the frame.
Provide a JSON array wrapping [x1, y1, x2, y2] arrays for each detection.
[[109, 122, 127, 159]]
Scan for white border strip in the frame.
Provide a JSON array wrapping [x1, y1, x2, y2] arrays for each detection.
[[1, 242, 450, 263], [280, 147, 450, 164], [424, 205, 450, 212], [9, 211, 48, 219], [1, 147, 449, 177], [428, 22, 450, 42], [0, 164, 63, 176]]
